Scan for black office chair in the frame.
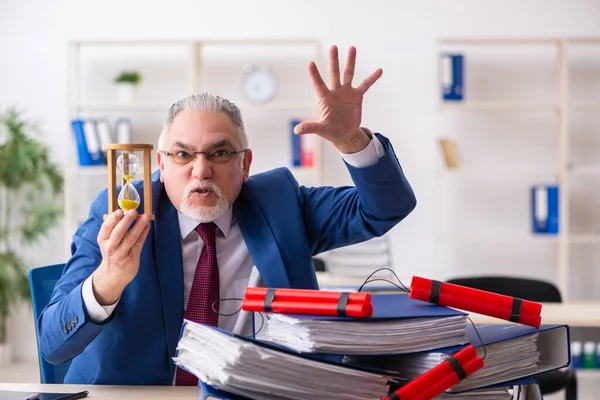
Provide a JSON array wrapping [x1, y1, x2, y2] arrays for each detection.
[[312, 257, 327, 272], [446, 276, 577, 400]]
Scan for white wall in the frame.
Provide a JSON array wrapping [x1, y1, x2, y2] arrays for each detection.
[[1, 0, 599, 363]]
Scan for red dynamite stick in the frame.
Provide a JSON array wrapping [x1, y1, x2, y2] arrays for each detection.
[[410, 287, 542, 328], [390, 345, 478, 399], [411, 276, 541, 315], [409, 276, 542, 328], [384, 345, 483, 400], [241, 299, 373, 318], [411, 357, 484, 400], [244, 287, 371, 304]]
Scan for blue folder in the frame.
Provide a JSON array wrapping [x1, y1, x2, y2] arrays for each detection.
[[440, 377, 543, 399], [286, 292, 467, 321], [196, 375, 543, 399], [174, 321, 407, 399], [260, 293, 469, 355], [346, 323, 568, 394], [198, 380, 542, 400], [198, 381, 251, 400]]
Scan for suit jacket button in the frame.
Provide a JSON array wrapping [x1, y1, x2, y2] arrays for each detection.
[[62, 326, 68, 334], [73, 315, 78, 324]]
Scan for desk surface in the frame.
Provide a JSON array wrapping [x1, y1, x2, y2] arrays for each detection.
[[468, 302, 600, 327], [0, 383, 196, 399]]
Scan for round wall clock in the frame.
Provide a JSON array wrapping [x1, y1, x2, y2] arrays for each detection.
[[241, 63, 277, 104]]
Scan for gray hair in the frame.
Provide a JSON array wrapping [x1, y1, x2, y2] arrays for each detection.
[[158, 93, 248, 150]]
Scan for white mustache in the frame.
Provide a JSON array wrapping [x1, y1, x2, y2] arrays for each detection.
[[184, 180, 221, 197]]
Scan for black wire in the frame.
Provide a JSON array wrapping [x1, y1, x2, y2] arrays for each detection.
[[466, 316, 487, 361], [358, 278, 409, 293], [252, 312, 268, 337], [357, 267, 411, 293], [210, 297, 267, 338], [212, 297, 243, 316]]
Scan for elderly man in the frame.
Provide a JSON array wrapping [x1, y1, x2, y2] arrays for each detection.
[[38, 45, 416, 385]]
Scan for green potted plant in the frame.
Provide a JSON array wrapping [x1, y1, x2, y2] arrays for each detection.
[[114, 70, 142, 105], [0, 107, 63, 366]]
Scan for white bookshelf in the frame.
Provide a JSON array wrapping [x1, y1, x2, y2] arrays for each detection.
[[65, 39, 324, 258], [434, 37, 600, 302]]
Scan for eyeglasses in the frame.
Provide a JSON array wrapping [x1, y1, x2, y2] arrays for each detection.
[[159, 148, 249, 165]]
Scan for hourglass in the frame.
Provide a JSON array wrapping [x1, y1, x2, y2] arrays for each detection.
[[102, 143, 154, 220], [117, 151, 140, 212]]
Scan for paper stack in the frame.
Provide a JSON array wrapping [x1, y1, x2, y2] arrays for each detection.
[[174, 290, 568, 400], [174, 320, 400, 400], [263, 294, 468, 355], [345, 323, 569, 393]]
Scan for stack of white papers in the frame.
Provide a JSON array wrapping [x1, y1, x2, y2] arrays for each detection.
[[350, 333, 540, 393], [264, 314, 468, 355], [173, 320, 399, 400]]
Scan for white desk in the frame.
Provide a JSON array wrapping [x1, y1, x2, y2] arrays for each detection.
[[468, 302, 600, 327], [0, 383, 196, 399]]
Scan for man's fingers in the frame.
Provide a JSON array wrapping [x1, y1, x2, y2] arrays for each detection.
[[308, 61, 328, 98], [342, 46, 356, 86], [357, 68, 383, 95], [118, 215, 150, 257], [97, 209, 124, 242], [294, 121, 326, 136], [129, 221, 151, 258], [328, 45, 341, 89], [105, 210, 138, 255]]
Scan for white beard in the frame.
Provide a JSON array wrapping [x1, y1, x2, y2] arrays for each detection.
[[179, 179, 229, 223]]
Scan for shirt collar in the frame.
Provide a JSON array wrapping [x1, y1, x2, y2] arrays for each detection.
[[178, 207, 233, 240]]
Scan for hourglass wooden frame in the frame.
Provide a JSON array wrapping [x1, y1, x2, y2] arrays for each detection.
[[102, 143, 155, 220]]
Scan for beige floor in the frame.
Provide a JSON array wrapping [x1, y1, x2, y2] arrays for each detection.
[[0, 361, 39, 383]]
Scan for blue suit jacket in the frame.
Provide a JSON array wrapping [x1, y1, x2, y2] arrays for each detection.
[[38, 133, 416, 385]]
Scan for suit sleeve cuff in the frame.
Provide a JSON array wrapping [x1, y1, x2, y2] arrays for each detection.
[[82, 274, 119, 323], [339, 128, 385, 168]]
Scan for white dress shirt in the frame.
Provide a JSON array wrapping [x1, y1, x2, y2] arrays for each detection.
[[82, 134, 385, 330]]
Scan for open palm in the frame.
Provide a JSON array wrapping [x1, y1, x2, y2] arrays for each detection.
[[294, 45, 383, 146]]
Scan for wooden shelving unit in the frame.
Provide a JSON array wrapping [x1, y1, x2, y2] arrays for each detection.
[[434, 37, 600, 302], [65, 39, 323, 257]]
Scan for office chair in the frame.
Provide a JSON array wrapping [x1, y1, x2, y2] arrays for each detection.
[[312, 257, 327, 272], [28, 263, 72, 384], [446, 276, 577, 400]]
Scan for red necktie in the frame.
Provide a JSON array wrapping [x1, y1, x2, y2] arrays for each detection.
[[176, 222, 220, 386]]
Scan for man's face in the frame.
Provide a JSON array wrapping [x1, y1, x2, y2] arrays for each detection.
[[157, 109, 252, 222]]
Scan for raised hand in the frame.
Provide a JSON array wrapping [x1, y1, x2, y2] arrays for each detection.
[[92, 209, 150, 305], [294, 45, 383, 153]]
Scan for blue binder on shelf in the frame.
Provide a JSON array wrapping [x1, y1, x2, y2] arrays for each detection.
[[290, 119, 302, 167], [71, 119, 105, 166], [531, 184, 559, 234], [440, 53, 464, 101]]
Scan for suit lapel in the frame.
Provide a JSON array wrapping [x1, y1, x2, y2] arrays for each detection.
[[152, 186, 183, 377], [234, 186, 291, 288]]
